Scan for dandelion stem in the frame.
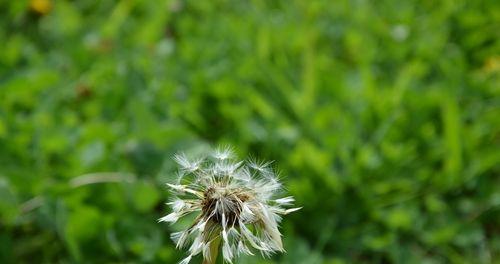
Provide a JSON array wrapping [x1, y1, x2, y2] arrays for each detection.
[[203, 236, 220, 264]]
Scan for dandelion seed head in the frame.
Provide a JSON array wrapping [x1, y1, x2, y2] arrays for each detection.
[[160, 147, 300, 263]]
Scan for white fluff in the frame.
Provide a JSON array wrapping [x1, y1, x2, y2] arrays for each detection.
[[178, 255, 192, 264], [159, 147, 301, 264]]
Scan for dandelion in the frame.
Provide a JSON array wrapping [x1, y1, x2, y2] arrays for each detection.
[[160, 146, 300, 264]]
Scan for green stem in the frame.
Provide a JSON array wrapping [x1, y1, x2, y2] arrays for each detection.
[[203, 236, 221, 264]]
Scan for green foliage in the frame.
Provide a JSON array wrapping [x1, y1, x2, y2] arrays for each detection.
[[1, 0, 499, 263]]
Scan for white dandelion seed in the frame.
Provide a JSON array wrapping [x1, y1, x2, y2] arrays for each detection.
[[160, 147, 300, 264], [212, 145, 234, 160]]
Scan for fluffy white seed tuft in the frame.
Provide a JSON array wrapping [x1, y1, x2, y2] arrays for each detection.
[[160, 147, 300, 264], [179, 255, 192, 264]]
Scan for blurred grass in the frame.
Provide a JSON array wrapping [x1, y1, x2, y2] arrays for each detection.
[[0, 0, 499, 263]]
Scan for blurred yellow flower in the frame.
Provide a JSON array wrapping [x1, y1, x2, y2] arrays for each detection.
[[30, 0, 52, 15], [483, 56, 500, 74]]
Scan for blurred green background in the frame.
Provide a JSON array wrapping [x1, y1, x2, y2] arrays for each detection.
[[1, 0, 499, 263]]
